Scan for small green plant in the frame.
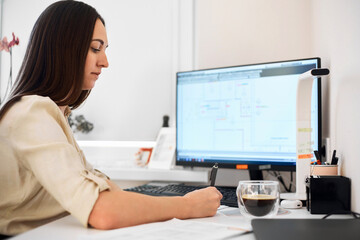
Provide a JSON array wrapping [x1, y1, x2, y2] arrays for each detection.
[[68, 113, 94, 134]]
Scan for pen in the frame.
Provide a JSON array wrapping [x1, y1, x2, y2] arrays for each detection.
[[331, 150, 338, 165], [210, 163, 218, 186], [314, 150, 321, 165]]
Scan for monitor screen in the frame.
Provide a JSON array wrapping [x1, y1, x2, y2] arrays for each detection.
[[176, 58, 321, 171]]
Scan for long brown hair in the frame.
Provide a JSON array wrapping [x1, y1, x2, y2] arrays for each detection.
[[0, 0, 105, 120]]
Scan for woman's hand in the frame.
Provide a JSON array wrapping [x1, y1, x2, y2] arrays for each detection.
[[182, 187, 223, 218]]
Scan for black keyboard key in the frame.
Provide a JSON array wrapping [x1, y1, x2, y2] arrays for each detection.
[[125, 184, 238, 207]]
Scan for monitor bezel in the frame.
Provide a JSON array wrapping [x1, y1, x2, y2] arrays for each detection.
[[175, 57, 322, 172]]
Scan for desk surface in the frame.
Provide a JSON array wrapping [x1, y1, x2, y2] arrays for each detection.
[[11, 207, 351, 240]]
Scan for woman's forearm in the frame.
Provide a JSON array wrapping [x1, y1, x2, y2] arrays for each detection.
[[88, 182, 221, 230]]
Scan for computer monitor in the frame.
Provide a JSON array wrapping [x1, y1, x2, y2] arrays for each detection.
[[176, 58, 321, 179]]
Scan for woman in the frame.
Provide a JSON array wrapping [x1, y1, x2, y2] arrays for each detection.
[[0, 0, 222, 237]]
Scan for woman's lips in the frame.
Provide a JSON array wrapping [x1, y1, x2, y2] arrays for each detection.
[[92, 72, 100, 79]]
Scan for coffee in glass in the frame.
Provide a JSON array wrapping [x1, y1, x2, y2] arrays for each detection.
[[237, 181, 279, 218]]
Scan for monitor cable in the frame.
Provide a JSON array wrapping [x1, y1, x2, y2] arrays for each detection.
[[322, 211, 360, 219], [269, 171, 294, 193]]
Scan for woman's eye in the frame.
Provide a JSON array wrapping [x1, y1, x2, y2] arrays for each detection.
[[91, 47, 101, 53]]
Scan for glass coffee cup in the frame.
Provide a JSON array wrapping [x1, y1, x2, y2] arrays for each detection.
[[237, 180, 279, 218]]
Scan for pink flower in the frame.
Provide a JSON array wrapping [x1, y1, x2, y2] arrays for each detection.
[[0, 37, 10, 52], [0, 33, 19, 52], [8, 33, 20, 48]]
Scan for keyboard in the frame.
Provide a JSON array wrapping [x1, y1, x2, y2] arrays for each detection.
[[124, 183, 239, 207]]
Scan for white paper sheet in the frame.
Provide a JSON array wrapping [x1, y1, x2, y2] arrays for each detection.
[[78, 218, 248, 240]]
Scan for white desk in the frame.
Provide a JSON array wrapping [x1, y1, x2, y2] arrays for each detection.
[[11, 207, 351, 240]]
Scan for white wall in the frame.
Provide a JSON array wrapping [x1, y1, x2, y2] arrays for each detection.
[[195, 0, 312, 69], [76, 0, 179, 141], [1, 0, 56, 102], [311, 0, 360, 213], [1, 0, 193, 141], [0, 1, 2, 81]]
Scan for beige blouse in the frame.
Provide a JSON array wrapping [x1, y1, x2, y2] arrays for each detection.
[[0, 95, 110, 236]]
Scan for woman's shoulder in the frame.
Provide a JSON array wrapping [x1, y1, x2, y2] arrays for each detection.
[[20, 94, 56, 106], [5, 95, 61, 121], [0, 95, 66, 138], [17, 95, 58, 109]]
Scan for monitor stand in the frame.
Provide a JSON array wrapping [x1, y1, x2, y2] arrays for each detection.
[[249, 169, 264, 180]]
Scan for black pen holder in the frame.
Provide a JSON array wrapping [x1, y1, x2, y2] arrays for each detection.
[[306, 176, 351, 214]]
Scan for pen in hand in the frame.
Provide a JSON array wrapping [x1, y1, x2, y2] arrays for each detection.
[[210, 163, 218, 186]]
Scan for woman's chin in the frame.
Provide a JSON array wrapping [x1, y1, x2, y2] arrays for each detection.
[[82, 81, 96, 90]]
